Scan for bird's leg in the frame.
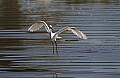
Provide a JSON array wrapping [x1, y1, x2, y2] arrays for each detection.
[[51, 40, 54, 54], [55, 41, 58, 55]]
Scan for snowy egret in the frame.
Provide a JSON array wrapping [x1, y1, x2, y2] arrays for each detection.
[[28, 21, 87, 54]]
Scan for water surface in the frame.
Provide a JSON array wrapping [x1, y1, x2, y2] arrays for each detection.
[[0, 0, 120, 78]]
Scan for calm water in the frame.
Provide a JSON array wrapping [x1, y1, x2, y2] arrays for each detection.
[[0, 0, 120, 78]]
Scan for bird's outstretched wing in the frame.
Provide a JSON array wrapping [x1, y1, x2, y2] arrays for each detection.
[[28, 21, 50, 32], [52, 26, 87, 41]]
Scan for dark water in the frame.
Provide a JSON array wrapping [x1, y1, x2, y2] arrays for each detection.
[[0, 0, 120, 78]]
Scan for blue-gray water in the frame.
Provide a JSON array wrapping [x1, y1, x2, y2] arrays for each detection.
[[0, 0, 120, 78]]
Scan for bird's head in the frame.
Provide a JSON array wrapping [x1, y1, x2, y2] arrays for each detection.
[[49, 25, 53, 31], [49, 25, 52, 28]]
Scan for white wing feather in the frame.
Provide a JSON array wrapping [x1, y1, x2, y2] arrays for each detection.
[[28, 21, 50, 32], [69, 27, 87, 39], [52, 26, 87, 41]]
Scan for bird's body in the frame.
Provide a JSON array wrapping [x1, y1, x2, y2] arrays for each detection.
[[28, 21, 87, 54], [50, 32, 62, 41]]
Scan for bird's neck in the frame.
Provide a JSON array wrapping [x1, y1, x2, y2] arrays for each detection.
[[49, 31, 53, 38], [50, 30, 53, 34]]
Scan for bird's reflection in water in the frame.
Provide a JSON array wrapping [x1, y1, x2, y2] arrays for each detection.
[[50, 72, 62, 78]]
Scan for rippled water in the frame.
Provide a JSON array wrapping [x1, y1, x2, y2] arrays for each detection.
[[0, 0, 120, 78]]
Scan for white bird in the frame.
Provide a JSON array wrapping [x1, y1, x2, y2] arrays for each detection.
[[28, 21, 87, 54]]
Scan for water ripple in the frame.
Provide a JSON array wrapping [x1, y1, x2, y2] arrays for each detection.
[[0, 0, 120, 78]]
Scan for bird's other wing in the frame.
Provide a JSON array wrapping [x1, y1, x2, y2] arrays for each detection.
[[28, 21, 50, 32], [69, 27, 87, 39], [52, 26, 69, 41], [52, 26, 87, 41]]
